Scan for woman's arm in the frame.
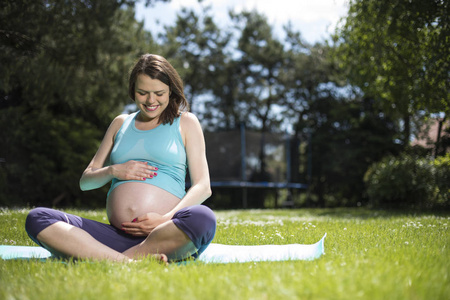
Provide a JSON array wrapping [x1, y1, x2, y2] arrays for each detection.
[[164, 112, 212, 217], [79, 115, 125, 191], [79, 114, 158, 191]]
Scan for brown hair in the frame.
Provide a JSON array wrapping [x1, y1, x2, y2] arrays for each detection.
[[128, 54, 189, 124]]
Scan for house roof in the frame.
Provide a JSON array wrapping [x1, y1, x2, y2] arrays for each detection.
[[411, 118, 449, 149]]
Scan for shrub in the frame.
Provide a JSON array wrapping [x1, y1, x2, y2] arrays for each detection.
[[434, 154, 450, 204], [364, 154, 436, 208]]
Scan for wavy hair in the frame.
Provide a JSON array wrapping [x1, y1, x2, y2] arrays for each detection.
[[128, 54, 189, 124]]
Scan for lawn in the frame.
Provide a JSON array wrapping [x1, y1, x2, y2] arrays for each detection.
[[0, 207, 448, 300]]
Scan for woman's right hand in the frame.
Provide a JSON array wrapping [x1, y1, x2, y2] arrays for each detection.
[[111, 160, 158, 181]]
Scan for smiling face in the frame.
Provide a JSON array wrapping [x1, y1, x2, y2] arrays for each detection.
[[134, 74, 171, 123]]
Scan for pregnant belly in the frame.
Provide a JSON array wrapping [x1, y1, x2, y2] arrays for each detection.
[[106, 182, 181, 228]]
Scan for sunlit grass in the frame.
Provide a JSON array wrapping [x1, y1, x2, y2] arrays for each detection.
[[1, 207, 449, 300]]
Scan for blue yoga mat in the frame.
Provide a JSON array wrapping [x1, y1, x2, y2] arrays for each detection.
[[0, 233, 326, 263]]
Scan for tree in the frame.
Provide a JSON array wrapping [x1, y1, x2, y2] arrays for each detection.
[[0, 0, 159, 207], [160, 5, 230, 117], [333, 0, 449, 145], [279, 24, 403, 206], [280, 25, 338, 198], [229, 10, 286, 181]]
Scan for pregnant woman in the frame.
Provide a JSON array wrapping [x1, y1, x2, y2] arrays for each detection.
[[25, 54, 216, 262]]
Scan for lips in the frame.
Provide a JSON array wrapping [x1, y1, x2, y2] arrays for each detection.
[[144, 104, 159, 112]]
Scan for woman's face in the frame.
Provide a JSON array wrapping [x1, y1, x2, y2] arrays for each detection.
[[134, 74, 170, 123]]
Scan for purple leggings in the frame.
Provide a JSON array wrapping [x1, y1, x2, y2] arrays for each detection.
[[25, 205, 216, 259]]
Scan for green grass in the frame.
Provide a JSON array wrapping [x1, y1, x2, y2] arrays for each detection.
[[0, 208, 449, 300]]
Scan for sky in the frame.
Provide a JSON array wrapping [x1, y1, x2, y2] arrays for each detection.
[[135, 0, 349, 44]]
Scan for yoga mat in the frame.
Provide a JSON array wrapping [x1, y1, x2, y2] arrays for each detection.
[[0, 245, 51, 260], [0, 233, 326, 263], [198, 233, 326, 263]]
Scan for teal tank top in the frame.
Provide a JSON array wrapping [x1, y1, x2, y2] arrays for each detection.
[[108, 112, 187, 199]]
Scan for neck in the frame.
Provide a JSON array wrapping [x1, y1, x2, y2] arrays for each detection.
[[135, 112, 160, 130]]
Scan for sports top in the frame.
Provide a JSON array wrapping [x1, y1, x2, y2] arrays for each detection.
[[108, 112, 187, 199]]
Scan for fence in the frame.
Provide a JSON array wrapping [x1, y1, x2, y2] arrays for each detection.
[[201, 124, 309, 208]]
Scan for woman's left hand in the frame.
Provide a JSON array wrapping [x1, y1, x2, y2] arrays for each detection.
[[121, 212, 169, 236]]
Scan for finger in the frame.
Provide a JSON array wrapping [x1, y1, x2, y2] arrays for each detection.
[[126, 173, 146, 181], [137, 214, 149, 221], [123, 225, 149, 236], [122, 228, 146, 236], [121, 222, 139, 228], [144, 169, 157, 176], [137, 167, 155, 179], [130, 232, 147, 237], [142, 163, 158, 172], [132, 173, 147, 181], [122, 227, 139, 233], [144, 173, 154, 179]]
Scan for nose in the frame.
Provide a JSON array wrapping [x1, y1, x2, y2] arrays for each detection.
[[146, 93, 156, 103]]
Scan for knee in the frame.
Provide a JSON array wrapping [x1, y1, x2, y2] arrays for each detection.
[[190, 205, 217, 232], [25, 207, 59, 241], [25, 207, 46, 233], [172, 205, 216, 247]]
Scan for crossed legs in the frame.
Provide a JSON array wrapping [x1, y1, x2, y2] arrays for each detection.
[[35, 220, 195, 262], [122, 221, 197, 261], [25, 206, 216, 262]]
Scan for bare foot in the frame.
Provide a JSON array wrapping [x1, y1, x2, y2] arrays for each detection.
[[128, 253, 168, 265], [155, 253, 169, 265]]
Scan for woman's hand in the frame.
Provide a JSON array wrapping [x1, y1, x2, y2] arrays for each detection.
[[111, 160, 158, 181], [121, 212, 170, 236]]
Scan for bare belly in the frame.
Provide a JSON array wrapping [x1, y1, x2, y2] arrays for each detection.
[[106, 182, 181, 228]]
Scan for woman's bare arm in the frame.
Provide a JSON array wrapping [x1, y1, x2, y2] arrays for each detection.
[[165, 112, 212, 216], [80, 115, 158, 191]]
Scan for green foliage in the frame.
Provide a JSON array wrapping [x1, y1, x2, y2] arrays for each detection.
[[434, 154, 450, 203], [364, 154, 448, 208], [0, 0, 159, 207], [333, 0, 449, 146], [1, 108, 107, 207], [229, 10, 286, 133], [1, 0, 446, 209], [161, 6, 231, 115], [303, 97, 402, 207], [334, 0, 449, 115]]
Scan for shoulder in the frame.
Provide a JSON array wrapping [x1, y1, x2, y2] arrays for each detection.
[[180, 112, 201, 131], [180, 111, 199, 124], [106, 114, 130, 138], [114, 113, 129, 123], [110, 114, 129, 129], [179, 112, 204, 144]]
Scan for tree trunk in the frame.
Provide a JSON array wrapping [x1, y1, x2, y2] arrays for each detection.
[[403, 114, 411, 146], [435, 116, 446, 158]]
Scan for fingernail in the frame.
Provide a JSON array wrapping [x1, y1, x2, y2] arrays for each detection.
[[154, 173, 157, 176], [155, 167, 158, 170], [149, 175, 153, 178], [132, 218, 137, 222]]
